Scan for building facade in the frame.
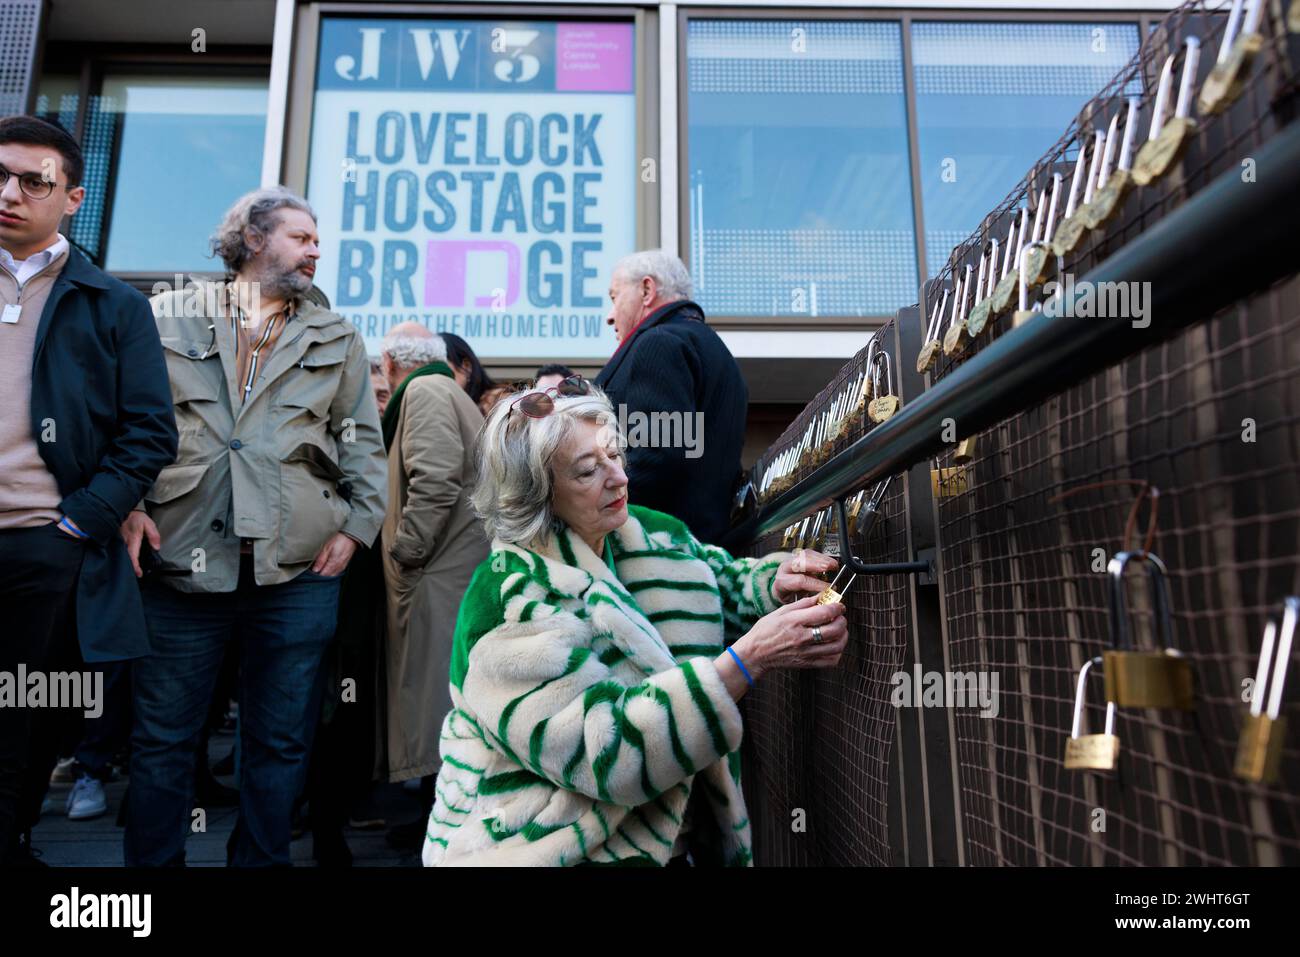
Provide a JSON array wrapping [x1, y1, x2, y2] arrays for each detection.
[[6, 0, 1177, 456]]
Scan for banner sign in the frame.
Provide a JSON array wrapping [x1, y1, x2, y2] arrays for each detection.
[[307, 17, 636, 358]]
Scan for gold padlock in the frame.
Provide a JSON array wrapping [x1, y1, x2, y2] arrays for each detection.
[[1064, 657, 1120, 771], [815, 585, 843, 606], [931, 466, 968, 498], [1132, 38, 1202, 187], [953, 436, 976, 463], [990, 207, 1028, 315], [844, 489, 867, 537], [1052, 129, 1103, 258], [917, 288, 949, 374], [1234, 596, 1296, 783], [1082, 99, 1140, 230], [1102, 551, 1195, 710], [943, 262, 977, 357], [970, 221, 1015, 337], [1021, 173, 1062, 293], [1199, 1, 1264, 117], [964, 238, 998, 339], [867, 341, 900, 423]]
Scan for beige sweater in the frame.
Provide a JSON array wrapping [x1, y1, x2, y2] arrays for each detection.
[[0, 247, 69, 529]]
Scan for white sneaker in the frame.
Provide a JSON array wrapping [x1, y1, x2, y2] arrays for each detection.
[[49, 756, 77, 785], [66, 774, 107, 820]]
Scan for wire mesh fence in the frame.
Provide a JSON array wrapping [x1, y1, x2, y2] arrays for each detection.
[[735, 0, 1300, 866]]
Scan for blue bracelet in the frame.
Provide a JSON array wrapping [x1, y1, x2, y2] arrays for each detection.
[[726, 646, 754, 686]]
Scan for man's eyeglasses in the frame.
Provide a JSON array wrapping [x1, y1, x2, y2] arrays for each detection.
[[509, 375, 592, 418], [0, 164, 75, 201]]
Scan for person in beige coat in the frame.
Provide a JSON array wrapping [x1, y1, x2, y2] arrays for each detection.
[[379, 325, 489, 794]]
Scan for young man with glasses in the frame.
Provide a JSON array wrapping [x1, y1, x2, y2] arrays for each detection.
[[0, 116, 178, 866]]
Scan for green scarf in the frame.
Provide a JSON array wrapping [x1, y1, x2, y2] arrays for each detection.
[[382, 361, 454, 449]]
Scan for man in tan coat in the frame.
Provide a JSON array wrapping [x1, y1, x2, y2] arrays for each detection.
[[379, 325, 489, 796]]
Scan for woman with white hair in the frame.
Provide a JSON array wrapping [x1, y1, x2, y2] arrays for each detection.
[[424, 378, 846, 867]]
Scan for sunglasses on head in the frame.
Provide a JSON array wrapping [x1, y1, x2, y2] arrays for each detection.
[[509, 375, 592, 418]]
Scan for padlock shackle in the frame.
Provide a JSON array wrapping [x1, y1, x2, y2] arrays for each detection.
[[1063, 142, 1088, 219], [1099, 113, 1121, 188], [1148, 53, 1176, 141], [1253, 596, 1299, 719], [1117, 97, 1141, 173], [869, 343, 894, 395], [1216, 0, 1245, 65], [1107, 550, 1176, 653], [1071, 656, 1117, 739], [1173, 36, 1201, 121], [1044, 172, 1064, 238]]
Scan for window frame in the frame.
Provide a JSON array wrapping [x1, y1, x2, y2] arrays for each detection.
[[37, 42, 273, 290], [676, 6, 1154, 329]]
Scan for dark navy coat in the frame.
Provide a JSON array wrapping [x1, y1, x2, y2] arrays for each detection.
[[595, 299, 748, 545], [29, 247, 177, 662]]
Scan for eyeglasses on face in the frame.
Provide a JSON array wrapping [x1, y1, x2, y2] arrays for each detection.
[[509, 375, 592, 418], [0, 164, 74, 201]]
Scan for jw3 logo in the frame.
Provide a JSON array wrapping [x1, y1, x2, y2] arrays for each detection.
[[330, 22, 546, 86]]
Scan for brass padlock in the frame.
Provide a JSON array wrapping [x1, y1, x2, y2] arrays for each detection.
[[943, 262, 977, 357], [1102, 551, 1195, 710], [867, 342, 900, 424], [1052, 129, 1104, 258], [1064, 656, 1120, 771], [1234, 596, 1296, 783], [1082, 98, 1141, 230], [989, 207, 1028, 316], [969, 221, 1015, 337], [931, 466, 968, 497], [1022, 173, 1063, 294], [794, 515, 812, 550], [1132, 37, 1202, 186], [1199, 0, 1264, 117], [963, 237, 998, 339], [917, 288, 949, 374], [953, 436, 976, 463]]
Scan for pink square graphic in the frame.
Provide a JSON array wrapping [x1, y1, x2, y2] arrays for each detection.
[[555, 23, 634, 93]]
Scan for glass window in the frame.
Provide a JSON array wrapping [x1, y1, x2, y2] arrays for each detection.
[[912, 21, 1141, 278], [34, 75, 79, 128], [88, 75, 268, 272], [686, 20, 916, 319]]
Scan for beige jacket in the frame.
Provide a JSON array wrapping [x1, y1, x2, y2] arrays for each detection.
[[381, 374, 489, 781], [144, 281, 387, 592]]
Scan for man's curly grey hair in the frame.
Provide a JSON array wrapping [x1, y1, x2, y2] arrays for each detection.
[[381, 331, 448, 369], [210, 186, 316, 274], [612, 249, 694, 301], [473, 385, 623, 547]]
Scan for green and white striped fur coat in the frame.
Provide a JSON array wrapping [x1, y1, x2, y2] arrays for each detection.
[[423, 504, 786, 866]]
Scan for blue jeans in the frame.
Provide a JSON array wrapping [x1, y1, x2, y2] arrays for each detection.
[[125, 557, 341, 866]]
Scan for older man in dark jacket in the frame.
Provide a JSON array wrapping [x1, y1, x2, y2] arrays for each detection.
[[595, 250, 747, 544], [0, 116, 177, 865]]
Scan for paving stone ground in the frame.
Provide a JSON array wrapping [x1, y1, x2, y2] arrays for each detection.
[[31, 733, 424, 867]]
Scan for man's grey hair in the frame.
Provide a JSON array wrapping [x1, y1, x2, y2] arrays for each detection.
[[381, 330, 448, 369], [210, 186, 316, 274], [613, 249, 694, 301], [473, 387, 623, 547]]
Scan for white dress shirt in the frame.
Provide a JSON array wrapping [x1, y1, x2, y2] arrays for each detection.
[[0, 233, 70, 289]]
